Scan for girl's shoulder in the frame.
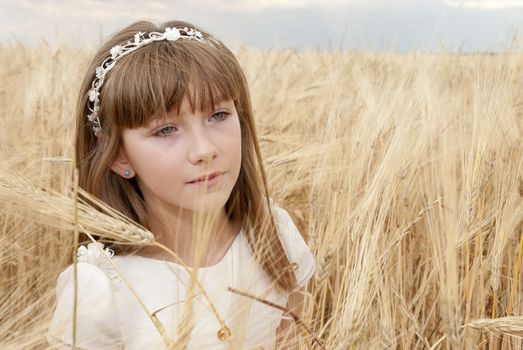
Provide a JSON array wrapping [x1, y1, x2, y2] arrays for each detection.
[[269, 200, 298, 229], [73, 242, 124, 290], [269, 200, 316, 289], [47, 243, 123, 348], [51, 242, 124, 309]]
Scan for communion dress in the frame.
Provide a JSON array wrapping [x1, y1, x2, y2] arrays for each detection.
[[46, 203, 316, 349]]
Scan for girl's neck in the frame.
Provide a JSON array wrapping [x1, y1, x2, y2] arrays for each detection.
[[136, 203, 242, 268]]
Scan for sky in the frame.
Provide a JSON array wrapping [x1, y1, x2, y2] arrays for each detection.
[[1, 0, 523, 52]]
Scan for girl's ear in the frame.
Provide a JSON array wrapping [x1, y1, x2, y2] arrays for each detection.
[[110, 147, 135, 179]]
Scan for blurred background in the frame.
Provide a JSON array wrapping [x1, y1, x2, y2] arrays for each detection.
[[1, 0, 523, 52]]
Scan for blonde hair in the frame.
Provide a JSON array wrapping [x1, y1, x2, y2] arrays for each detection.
[[74, 20, 297, 293]]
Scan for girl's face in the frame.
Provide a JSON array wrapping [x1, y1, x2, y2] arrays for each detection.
[[110, 95, 242, 214]]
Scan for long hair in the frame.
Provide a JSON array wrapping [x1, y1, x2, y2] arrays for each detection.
[[74, 20, 297, 293]]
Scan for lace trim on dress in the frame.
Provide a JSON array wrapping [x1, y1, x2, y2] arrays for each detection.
[[77, 242, 123, 291]]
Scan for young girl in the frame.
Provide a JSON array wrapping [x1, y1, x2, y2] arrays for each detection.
[[47, 20, 316, 349]]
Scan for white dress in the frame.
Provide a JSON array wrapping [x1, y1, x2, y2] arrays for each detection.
[[46, 204, 316, 349]]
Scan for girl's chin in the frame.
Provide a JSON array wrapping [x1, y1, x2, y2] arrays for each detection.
[[183, 196, 229, 212]]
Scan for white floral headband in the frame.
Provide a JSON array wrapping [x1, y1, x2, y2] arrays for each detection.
[[87, 26, 216, 136]]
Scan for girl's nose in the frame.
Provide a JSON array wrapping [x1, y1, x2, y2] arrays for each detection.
[[187, 128, 219, 164]]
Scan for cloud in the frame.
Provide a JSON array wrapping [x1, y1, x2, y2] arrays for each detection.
[[1, 0, 521, 51], [197, 0, 388, 12], [445, 0, 523, 10], [14, 0, 174, 21]]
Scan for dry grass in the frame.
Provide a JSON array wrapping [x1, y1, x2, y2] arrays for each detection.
[[1, 44, 522, 349]]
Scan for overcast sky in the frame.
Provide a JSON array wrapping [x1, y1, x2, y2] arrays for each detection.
[[1, 0, 523, 52]]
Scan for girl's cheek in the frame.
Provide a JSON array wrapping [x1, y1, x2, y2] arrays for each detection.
[[227, 114, 242, 135]]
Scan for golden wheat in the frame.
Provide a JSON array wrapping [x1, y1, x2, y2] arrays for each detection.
[[1, 44, 522, 349]]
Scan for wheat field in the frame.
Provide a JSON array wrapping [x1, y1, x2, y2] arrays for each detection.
[[0, 44, 522, 349]]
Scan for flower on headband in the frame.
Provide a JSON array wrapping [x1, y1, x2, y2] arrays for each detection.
[[95, 67, 104, 78], [93, 125, 102, 135], [88, 89, 100, 102], [184, 27, 203, 40], [110, 45, 123, 59], [164, 27, 181, 41], [134, 32, 143, 45]]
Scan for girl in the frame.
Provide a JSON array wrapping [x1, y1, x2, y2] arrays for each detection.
[[47, 20, 316, 349]]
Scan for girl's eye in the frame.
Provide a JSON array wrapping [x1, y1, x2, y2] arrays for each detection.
[[210, 111, 229, 122], [155, 126, 177, 137]]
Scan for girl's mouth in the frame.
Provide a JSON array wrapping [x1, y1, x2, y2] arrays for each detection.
[[188, 172, 223, 185]]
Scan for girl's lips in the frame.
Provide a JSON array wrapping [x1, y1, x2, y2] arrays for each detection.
[[188, 172, 223, 185]]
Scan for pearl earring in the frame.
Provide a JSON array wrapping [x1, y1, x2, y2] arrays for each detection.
[[124, 169, 131, 177]]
